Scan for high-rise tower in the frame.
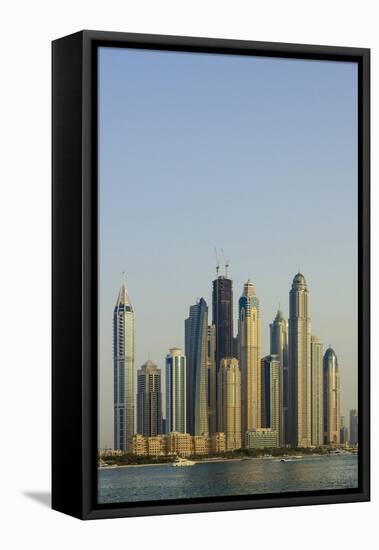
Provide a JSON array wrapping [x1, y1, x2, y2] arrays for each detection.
[[207, 324, 217, 435], [270, 309, 288, 446], [212, 275, 233, 372], [113, 276, 135, 451], [311, 336, 324, 446], [217, 358, 241, 450], [137, 360, 162, 437], [185, 298, 209, 435], [238, 280, 261, 440], [349, 409, 358, 445], [288, 272, 312, 448], [166, 348, 187, 434], [261, 354, 280, 446], [323, 347, 341, 445]]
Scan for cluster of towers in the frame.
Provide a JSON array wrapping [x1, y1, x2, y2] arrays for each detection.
[[113, 268, 343, 452]]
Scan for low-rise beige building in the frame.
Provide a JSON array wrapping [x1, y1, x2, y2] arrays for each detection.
[[128, 432, 227, 457], [210, 432, 226, 453]]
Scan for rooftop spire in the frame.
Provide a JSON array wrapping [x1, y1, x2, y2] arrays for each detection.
[[115, 272, 132, 309]]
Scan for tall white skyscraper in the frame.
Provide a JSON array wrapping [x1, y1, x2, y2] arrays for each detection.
[[311, 336, 324, 446], [238, 280, 261, 442], [261, 354, 280, 446], [166, 348, 187, 434], [270, 310, 288, 446], [113, 276, 135, 451], [288, 272, 312, 448], [323, 347, 341, 445]]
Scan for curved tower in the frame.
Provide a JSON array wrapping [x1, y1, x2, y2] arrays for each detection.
[[323, 347, 341, 445], [238, 280, 261, 441], [113, 276, 135, 451], [288, 272, 311, 448], [270, 309, 288, 446]]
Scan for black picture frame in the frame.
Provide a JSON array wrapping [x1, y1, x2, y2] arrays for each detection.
[[52, 30, 370, 520]]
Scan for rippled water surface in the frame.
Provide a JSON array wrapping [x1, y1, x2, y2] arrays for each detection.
[[98, 454, 358, 504]]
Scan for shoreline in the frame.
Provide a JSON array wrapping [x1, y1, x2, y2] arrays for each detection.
[[99, 452, 357, 470]]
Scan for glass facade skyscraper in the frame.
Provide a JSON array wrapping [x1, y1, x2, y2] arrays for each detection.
[[212, 275, 233, 371], [185, 298, 209, 435], [113, 277, 135, 451], [137, 360, 162, 437]]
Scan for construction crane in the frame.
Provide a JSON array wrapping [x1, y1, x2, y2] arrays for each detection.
[[214, 247, 220, 277], [220, 248, 230, 278]]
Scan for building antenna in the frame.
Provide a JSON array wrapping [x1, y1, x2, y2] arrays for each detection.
[[221, 248, 230, 278], [214, 247, 220, 277]]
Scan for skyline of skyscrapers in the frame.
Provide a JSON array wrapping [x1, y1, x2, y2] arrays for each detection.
[[112, 268, 352, 453]]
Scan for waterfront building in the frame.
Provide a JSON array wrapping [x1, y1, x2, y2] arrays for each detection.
[[217, 358, 241, 450], [165, 348, 187, 434], [147, 435, 168, 456], [129, 433, 227, 457], [113, 276, 135, 451], [311, 336, 324, 446], [166, 432, 193, 457], [212, 274, 233, 373], [288, 272, 312, 447], [207, 324, 217, 434], [245, 428, 279, 449], [128, 434, 147, 455], [238, 280, 262, 440], [323, 347, 341, 445], [185, 299, 209, 435], [270, 309, 288, 446], [261, 355, 280, 446], [210, 432, 226, 453], [137, 360, 162, 437], [349, 409, 358, 446], [340, 416, 349, 445], [192, 435, 210, 455]]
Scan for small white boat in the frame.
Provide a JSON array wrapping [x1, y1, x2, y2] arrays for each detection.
[[172, 457, 195, 467]]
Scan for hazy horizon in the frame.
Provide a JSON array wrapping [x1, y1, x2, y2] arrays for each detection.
[[98, 46, 358, 449]]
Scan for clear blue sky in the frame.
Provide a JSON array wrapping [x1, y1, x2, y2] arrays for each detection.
[[98, 46, 358, 449]]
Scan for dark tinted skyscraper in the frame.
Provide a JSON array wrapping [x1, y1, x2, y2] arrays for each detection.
[[212, 275, 233, 370], [185, 298, 209, 435], [349, 409, 358, 445], [137, 360, 162, 437]]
